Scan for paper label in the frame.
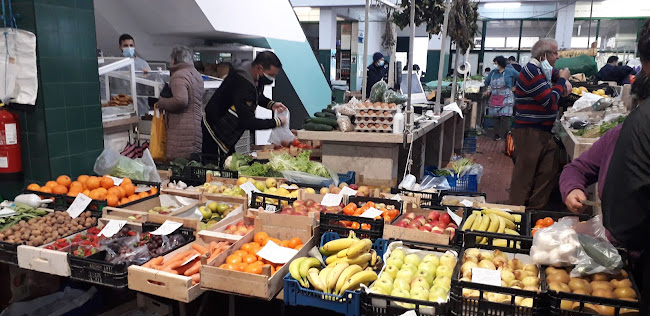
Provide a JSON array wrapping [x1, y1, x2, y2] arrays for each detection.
[[135, 186, 149, 193], [400, 311, 417, 316], [320, 193, 343, 207], [443, 102, 464, 119], [5, 123, 17, 145], [359, 207, 383, 219], [265, 204, 277, 213], [159, 195, 180, 208], [340, 187, 357, 196], [66, 193, 92, 219], [181, 253, 200, 266], [255, 240, 298, 264], [459, 199, 473, 207], [208, 231, 243, 240], [446, 207, 463, 226], [108, 176, 123, 186], [239, 181, 261, 197], [0, 157, 8, 168], [0, 208, 17, 218], [98, 220, 127, 238], [149, 220, 183, 236], [391, 194, 402, 201], [471, 267, 502, 286]]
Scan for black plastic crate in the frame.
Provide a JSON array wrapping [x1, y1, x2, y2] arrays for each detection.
[[186, 165, 238, 184], [190, 152, 223, 167], [527, 210, 593, 237], [68, 222, 195, 288], [155, 163, 184, 178], [457, 207, 530, 249], [451, 232, 546, 316], [319, 212, 384, 241], [169, 175, 203, 188], [348, 196, 404, 216], [249, 192, 297, 212]]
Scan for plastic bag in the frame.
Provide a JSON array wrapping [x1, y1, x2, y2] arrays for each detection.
[[418, 175, 451, 191], [571, 215, 623, 277], [463, 164, 484, 184], [530, 217, 581, 267], [383, 89, 408, 104], [369, 80, 387, 102], [280, 169, 338, 187], [150, 108, 167, 161], [337, 115, 353, 132], [94, 147, 161, 183], [268, 110, 295, 146], [334, 104, 356, 116]]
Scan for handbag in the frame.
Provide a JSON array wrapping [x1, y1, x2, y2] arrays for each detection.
[[490, 94, 505, 107], [150, 108, 167, 161], [505, 131, 515, 157]]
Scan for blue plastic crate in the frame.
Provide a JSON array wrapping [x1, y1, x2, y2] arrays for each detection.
[[320, 171, 356, 187], [319, 232, 387, 262], [444, 174, 478, 192], [462, 136, 477, 154]]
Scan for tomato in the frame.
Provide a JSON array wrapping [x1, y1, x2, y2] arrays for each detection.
[[291, 139, 301, 147], [532, 228, 538, 236], [535, 219, 544, 227], [543, 217, 554, 227], [360, 223, 371, 230], [351, 222, 360, 229]]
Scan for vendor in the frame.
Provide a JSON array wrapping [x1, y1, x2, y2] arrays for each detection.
[[366, 52, 388, 98], [118, 34, 151, 116], [202, 51, 288, 164], [595, 56, 635, 85], [484, 56, 519, 141]]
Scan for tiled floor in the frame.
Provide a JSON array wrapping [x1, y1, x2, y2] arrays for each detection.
[[468, 136, 514, 204]]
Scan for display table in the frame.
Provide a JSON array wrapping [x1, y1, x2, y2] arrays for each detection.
[[558, 123, 598, 160], [298, 111, 459, 186]]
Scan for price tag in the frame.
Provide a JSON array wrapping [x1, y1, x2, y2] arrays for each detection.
[[390, 194, 402, 201], [66, 193, 92, 219], [265, 204, 277, 213], [320, 193, 343, 207], [181, 253, 200, 266], [446, 207, 463, 226], [0, 208, 17, 218], [340, 186, 357, 196], [459, 199, 474, 207], [98, 220, 127, 238], [255, 240, 299, 264], [239, 181, 261, 197], [108, 176, 123, 186], [359, 207, 383, 219], [149, 220, 183, 236], [471, 267, 502, 286], [400, 311, 417, 316]]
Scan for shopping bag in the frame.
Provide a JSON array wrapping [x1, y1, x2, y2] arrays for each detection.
[[150, 108, 167, 161], [268, 110, 295, 146], [0, 28, 37, 105], [505, 131, 515, 157]]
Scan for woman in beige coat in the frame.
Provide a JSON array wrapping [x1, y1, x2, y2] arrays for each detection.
[[156, 46, 204, 161]]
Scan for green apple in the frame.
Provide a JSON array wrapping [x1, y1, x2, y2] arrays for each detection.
[[386, 257, 403, 269], [433, 276, 451, 291], [255, 181, 266, 192], [410, 286, 429, 301], [390, 288, 410, 299], [216, 203, 230, 214], [392, 278, 411, 292], [396, 269, 415, 283], [422, 254, 440, 266], [373, 278, 393, 294], [415, 269, 434, 285], [439, 253, 457, 268], [401, 263, 418, 275], [428, 285, 448, 302], [403, 253, 421, 266], [199, 206, 212, 220], [384, 265, 400, 279], [265, 178, 277, 189], [390, 248, 406, 261], [418, 262, 437, 277], [369, 286, 387, 295], [379, 272, 394, 283], [207, 202, 218, 212], [410, 276, 430, 290], [436, 265, 453, 279]]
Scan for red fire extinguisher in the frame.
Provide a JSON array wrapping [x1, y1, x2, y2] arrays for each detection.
[[0, 105, 22, 179]]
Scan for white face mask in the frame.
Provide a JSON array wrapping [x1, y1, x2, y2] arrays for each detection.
[[540, 53, 553, 82]]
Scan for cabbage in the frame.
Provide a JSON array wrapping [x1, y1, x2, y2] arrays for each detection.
[[269, 150, 331, 178], [228, 153, 253, 171]]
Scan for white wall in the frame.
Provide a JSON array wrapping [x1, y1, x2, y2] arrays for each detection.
[[479, 2, 557, 19], [575, 0, 650, 18]]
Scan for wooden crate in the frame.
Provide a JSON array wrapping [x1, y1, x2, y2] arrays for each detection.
[[382, 206, 463, 245]]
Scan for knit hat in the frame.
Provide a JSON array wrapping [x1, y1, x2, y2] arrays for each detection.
[[373, 52, 384, 63]]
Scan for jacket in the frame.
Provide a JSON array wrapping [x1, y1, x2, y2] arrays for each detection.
[[595, 64, 635, 85], [156, 62, 204, 161], [203, 60, 281, 153], [513, 60, 566, 132], [366, 63, 388, 98]]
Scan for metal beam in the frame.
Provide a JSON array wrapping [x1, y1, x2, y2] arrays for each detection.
[[435, 0, 452, 115], [361, 0, 370, 102]]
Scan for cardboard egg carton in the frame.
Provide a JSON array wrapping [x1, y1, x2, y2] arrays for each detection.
[[354, 116, 394, 125], [354, 123, 393, 133]]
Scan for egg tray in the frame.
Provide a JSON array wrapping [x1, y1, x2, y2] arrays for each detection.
[[354, 125, 393, 133], [355, 109, 397, 118], [354, 116, 395, 124]]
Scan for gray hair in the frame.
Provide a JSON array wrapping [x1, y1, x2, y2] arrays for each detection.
[[531, 38, 557, 59], [170, 46, 193, 65]]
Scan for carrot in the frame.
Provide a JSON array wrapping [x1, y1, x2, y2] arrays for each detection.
[[184, 260, 201, 276], [145, 256, 164, 268], [162, 268, 179, 274], [161, 250, 197, 269], [192, 243, 209, 255], [190, 273, 200, 285], [175, 258, 199, 275], [209, 241, 218, 254]]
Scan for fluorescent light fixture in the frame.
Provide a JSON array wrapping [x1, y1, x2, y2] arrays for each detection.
[[484, 2, 521, 9], [376, 0, 399, 10]]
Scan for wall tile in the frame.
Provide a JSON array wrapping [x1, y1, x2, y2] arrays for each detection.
[[75, 0, 94, 10], [76, 10, 95, 29], [65, 84, 84, 107], [47, 132, 69, 158], [67, 129, 87, 153], [69, 152, 87, 178], [39, 57, 62, 83], [27, 131, 49, 159], [30, 156, 51, 181], [44, 108, 67, 133], [56, 7, 77, 35], [84, 105, 102, 128], [80, 59, 99, 83], [49, 156, 71, 177], [78, 32, 97, 58], [62, 58, 82, 82], [24, 108, 47, 135], [42, 83, 65, 108], [36, 0, 75, 8], [36, 28, 60, 59], [65, 106, 85, 130], [82, 82, 101, 106], [85, 127, 104, 151]]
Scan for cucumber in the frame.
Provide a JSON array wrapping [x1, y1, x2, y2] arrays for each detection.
[[314, 112, 327, 118], [303, 122, 334, 131], [304, 117, 312, 123], [323, 112, 337, 119], [310, 117, 338, 128], [323, 108, 336, 114]]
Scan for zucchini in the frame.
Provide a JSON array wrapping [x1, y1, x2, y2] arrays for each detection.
[[310, 117, 338, 128], [303, 122, 334, 131], [304, 117, 312, 123]]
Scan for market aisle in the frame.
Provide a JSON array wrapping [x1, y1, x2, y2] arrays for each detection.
[[469, 136, 513, 204]]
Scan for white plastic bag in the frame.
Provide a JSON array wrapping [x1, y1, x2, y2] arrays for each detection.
[[93, 147, 161, 182], [571, 215, 623, 277], [0, 28, 37, 105], [268, 110, 295, 146], [281, 169, 339, 187], [530, 217, 581, 267]]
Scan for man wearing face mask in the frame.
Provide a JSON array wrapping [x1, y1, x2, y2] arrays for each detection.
[[509, 38, 571, 210], [117, 34, 151, 116], [202, 51, 288, 165], [366, 52, 388, 98]]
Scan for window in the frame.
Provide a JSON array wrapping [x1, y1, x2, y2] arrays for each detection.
[[484, 20, 520, 48], [598, 19, 644, 51], [520, 20, 556, 48]]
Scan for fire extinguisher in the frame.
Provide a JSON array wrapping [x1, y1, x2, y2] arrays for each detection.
[[0, 105, 22, 180]]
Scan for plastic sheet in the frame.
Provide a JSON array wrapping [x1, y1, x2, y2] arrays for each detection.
[[530, 217, 581, 267], [281, 169, 338, 187], [571, 215, 623, 277]]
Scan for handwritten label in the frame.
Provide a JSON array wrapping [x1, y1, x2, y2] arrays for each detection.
[[265, 204, 277, 213], [181, 253, 200, 266], [446, 207, 463, 226], [0, 208, 17, 218], [340, 187, 357, 196], [256, 240, 299, 264], [320, 193, 343, 207], [98, 220, 127, 238], [471, 267, 502, 286], [149, 220, 183, 236], [459, 199, 473, 207], [359, 207, 383, 219], [66, 194, 92, 219], [239, 181, 261, 197], [108, 176, 123, 186]]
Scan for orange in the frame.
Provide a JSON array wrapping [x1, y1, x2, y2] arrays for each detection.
[[86, 176, 100, 190], [82, 189, 91, 197], [138, 191, 149, 199], [122, 184, 136, 197], [45, 181, 58, 189], [543, 217, 554, 227], [233, 250, 248, 257], [294, 244, 303, 250], [150, 187, 158, 195], [226, 254, 242, 264], [67, 189, 81, 197], [245, 264, 262, 275], [56, 175, 71, 188], [41, 187, 52, 194], [52, 185, 68, 195], [117, 186, 126, 198], [27, 183, 40, 191], [77, 175, 89, 185], [243, 254, 258, 264], [128, 195, 139, 202], [106, 194, 119, 207], [120, 178, 133, 186], [120, 197, 130, 205], [107, 187, 123, 199], [241, 243, 254, 254], [69, 181, 83, 191], [236, 262, 248, 271], [223, 263, 237, 270], [254, 232, 269, 245], [100, 176, 114, 189], [351, 222, 360, 229], [264, 238, 281, 247], [281, 240, 290, 247], [89, 190, 103, 201], [287, 237, 302, 249]]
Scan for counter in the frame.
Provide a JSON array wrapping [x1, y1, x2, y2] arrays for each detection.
[[558, 123, 598, 160], [297, 111, 461, 186]]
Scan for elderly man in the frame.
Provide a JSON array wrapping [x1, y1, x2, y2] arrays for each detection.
[[509, 38, 571, 209]]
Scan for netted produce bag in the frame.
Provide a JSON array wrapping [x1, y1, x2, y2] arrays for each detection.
[[369, 80, 388, 102], [337, 115, 354, 132], [383, 89, 408, 104]]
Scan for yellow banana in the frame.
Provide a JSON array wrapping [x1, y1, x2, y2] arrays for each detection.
[[494, 239, 521, 248], [339, 270, 378, 293], [472, 210, 482, 216], [359, 261, 369, 270], [327, 263, 349, 293], [328, 252, 372, 268], [497, 216, 506, 234], [326, 254, 341, 265], [483, 208, 515, 222], [470, 214, 483, 231], [321, 238, 357, 254], [336, 248, 349, 258], [370, 249, 377, 267], [290, 257, 307, 287], [502, 217, 516, 230], [513, 214, 522, 223], [319, 267, 332, 293], [462, 213, 476, 230], [478, 214, 491, 231], [299, 258, 321, 281], [334, 264, 363, 295], [487, 213, 500, 232], [307, 268, 326, 291], [504, 228, 520, 235], [346, 239, 372, 259]]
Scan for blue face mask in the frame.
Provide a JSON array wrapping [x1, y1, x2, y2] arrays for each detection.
[[122, 47, 135, 58], [541, 54, 553, 82], [377, 60, 385, 67]]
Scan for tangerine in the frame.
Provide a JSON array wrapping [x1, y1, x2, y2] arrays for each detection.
[[106, 194, 119, 207], [26, 183, 40, 191], [241, 243, 254, 253], [82, 189, 90, 197], [122, 183, 136, 197], [77, 175, 89, 185], [45, 181, 58, 189], [117, 186, 126, 198], [86, 176, 100, 190], [52, 185, 68, 195], [288, 237, 302, 249], [243, 254, 258, 264], [254, 232, 269, 245], [41, 187, 52, 194], [107, 187, 123, 199], [67, 189, 81, 197], [120, 178, 133, 186], [294, 244, 304, 250], [120, 197, 130, 205], [245, 264, 262, 275], [223, 263, 237, 270], [236, 262, 248, 271], [138, 191, 149, 199], [69, 181, 83, 191], [226, 254, 242, 264], [56, 175, 71, 188], [128, 195, 139, 202], [150, 187, 158, 195], [89, 190, 103, 200], [100, 176, 114, 189], [233, 250, 248, 257]]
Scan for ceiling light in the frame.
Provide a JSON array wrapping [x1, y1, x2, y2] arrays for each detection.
[[484, 2, 521, 9], [293, 7, 313, 14]]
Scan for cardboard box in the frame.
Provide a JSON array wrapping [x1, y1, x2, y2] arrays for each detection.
[[128, 232, 239, 303], [383, 206, 463, 245], [199, 213, 316, 300]]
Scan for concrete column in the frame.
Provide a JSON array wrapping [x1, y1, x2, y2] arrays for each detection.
[[555, 1, 576, 49], [350, 22, 362, 91], [318, 8, 337, 83]]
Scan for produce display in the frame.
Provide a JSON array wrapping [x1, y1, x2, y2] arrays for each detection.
[[27, 175, 157, 207], [44, 226, 102, 258], [303, 108, 339, 131], [278, 199, 337, 216], [142, 241, 233, 285], [100, 226, 188, 265], [0, 210, 97, 247], [461, 209, 522, 246], [0, 203, 49, 231], [289, 234, 380, 294], [168, 157, 220, 175], [393, 210, 457, 237], [573, 115, 626, 138], [198, 201, 241, 230], [218, 232, 303, 274], [227, 150, 332, 180], [221, 220, 254, 236], [342, 201, 400, 222], [354, 102, 397, 133], [370, 247, 457, 307], [571, 86, 610, 98], [531, 216, 555, 236], [146, 206, 177, 215], [459, 248, 540, 307]]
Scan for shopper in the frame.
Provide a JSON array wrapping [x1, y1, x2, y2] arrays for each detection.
[[202, 51, 288, 164], [366, 52, 388, 98], [508, 56, 522, 72], [601, 18, 650, 313], [509, 38, 571, 209], [155, 46, 204, 161], [483, 67, 491, 77], [595, 56, 635, 85], [484, 56, 519, 141]]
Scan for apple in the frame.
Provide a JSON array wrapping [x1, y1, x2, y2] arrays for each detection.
[[418, 226, 432, 232], [418, 262, 437, 276], [432, 221, 447, 229], [349, 184, 359, 190], [427, 211, 441, 222], [320, 187, 330, 195], [357, 186, 370, 196], [431, 227, 444, 234], [390, 288, 410, 299], [436, 265, 453, 279], [225, 224, 237, 232], [401, 263, 418, 275], [386, 257, 404, 269], [439, 213, 451, 225], [407, 221, 421, 229], [292, 200, 304, 208], [404, 212, 416, 221], [447, 223, 458, 229], [404, 254, 421, 266], [440, 253, 457, 268], [413, 215, 427, 226], [390, 249, 406, 261], [411, 276, 430, 289], [396, 269, 415, 283], [428, 285, 448, 302], [392, 278, 411, 292], [416, 269, 434, 285], [422, 254, 440, 266], [395, 220, 409, 228], [433, 276, 452, 291], [384, 265, 400, 279], [369, 286, 388, 295], [379, 272, 394, 283], [373, 278, 394, 294], [304, 199, 315, 207], [444, 227, 456, 239], [294, 205, 307, 213], [410, 286, 429, 301], [236, 220, 245, 227]]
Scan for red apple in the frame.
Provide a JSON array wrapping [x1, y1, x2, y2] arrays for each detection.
[[236, 220, 246, 227], [304, 199, 316, 207], [423, 223, 433, 230], [405, 212, 416, 220], [326, 206, 340, 213], [431, 226, 444, 234], [318, 205, 327, 212], [349, 184, 359, 190], [414, 215, 427, 226], [295, 205, 307, 213], [292, 200, 304, 208], [444, 227, 456, 239], [419, 225, 432, 232], [407, 221, 421, 229], [427, 211, 441, 222], [432, 221, 447, 229], [225, 224, 237, 232], [439, 213, 451, 225], [432, 230, 443, 234], [447, 223, 458, 229], [395, 220, 409, 228]]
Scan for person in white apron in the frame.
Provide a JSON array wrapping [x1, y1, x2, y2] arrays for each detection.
[[484, 56, 519, 141]]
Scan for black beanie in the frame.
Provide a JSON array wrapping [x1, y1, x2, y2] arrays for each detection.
[[373, 52, 384, 63]]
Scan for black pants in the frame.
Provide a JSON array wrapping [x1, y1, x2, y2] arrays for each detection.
[[202, 122, 231, 169], [494, 116, 511, 137]]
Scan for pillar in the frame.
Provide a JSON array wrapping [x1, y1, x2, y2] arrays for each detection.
[[318, 8, 337, 84], [350, 22, 362, 92], [424, 36, 450, 82], [555, 1, 576, 49]]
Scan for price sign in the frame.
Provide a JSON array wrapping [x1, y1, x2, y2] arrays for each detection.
[[239, 181, 261, 197], [471, 268, 502, 286], [256, 240, 299, 264], [181, 254, 200, 266], [66, 193, 92, 219], [149, 220, 183, 236], [98, 220, 127, 238], [108, 176, 123, 186], [459, 199, 474, 207], [446, 207, 463, 226], [359, 207, 383, 219], [340, 187, 357, 196], [265, 204, 277, 213], [320, 194, 343, 207]]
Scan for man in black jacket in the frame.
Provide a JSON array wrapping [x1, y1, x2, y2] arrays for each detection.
[[595, 56, 635, 85], [366, 52, 388, 98], [202, 51, 287, 161]]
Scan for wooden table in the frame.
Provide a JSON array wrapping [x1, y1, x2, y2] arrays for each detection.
[[558, 123, 598, 160], [297, 111, 459, 186]]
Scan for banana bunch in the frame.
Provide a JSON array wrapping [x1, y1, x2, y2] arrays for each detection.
[[461, 209, 522, 245], [320, 236, 382, 271]]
